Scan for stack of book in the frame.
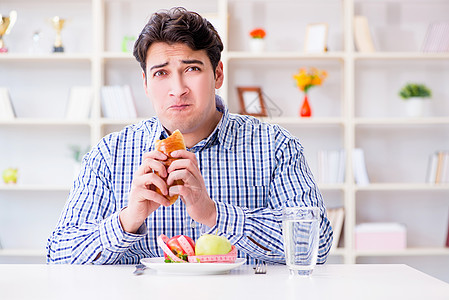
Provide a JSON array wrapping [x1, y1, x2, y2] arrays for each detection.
[[353, 15, 376, 52], [353, 148, 370, 185], [327, 207, 345, 250], [0, 87, 15, 120], [101, 85, 137, 119], [421, 22, 449, 53], [426, 151, 449, 183], [65, 86, 93, 120], [317, 149, 346, 184]]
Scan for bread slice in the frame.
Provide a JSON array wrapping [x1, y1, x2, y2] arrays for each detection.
[[155, 130, 186, 205]]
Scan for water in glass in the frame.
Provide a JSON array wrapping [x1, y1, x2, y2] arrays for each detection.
[[282, 207, 320, 276]]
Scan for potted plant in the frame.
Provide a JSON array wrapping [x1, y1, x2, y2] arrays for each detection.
[[69, 145, 89, 179], [249, 28, 266, 52], [398, 83, 432, 117]]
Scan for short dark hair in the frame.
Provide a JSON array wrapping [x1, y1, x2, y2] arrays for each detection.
[[133, 7, 224, 75]]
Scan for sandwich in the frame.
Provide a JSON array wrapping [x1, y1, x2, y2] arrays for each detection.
[[154, 129, 186, 205]]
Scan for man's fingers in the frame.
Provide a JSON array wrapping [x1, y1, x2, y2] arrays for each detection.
[[139, 189, 171, 207], [134, 172, 168, 196], [136, 155, 168, 177], [166, 169, 196, 186], [143, 151, 167, 161]]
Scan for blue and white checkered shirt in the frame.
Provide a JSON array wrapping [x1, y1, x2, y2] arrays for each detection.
[[47, 95, 332, 265]]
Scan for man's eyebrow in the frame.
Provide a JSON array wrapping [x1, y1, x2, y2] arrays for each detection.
[[181, 59, 204, 65], [149, 59, 204, 71], [149, 62, 168, 71]]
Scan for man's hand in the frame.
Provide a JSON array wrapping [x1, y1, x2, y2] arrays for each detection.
[[119, 151, 171, 233], [167, 150, 217, 228]]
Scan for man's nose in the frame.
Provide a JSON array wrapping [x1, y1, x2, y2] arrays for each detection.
[[169, 73, 189, 97]]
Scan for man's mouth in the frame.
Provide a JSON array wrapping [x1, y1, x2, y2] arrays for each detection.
[[169, 104, 190, 110]]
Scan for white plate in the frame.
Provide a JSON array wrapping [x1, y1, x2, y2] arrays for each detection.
[[140, 257, 246, 275]]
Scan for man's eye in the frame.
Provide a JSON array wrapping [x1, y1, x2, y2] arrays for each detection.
[[154, 70, 166, 77], [187, 66, 200, 72]]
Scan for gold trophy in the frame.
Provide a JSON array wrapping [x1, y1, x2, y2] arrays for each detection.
[[50, 16, 66, 53], [0, 10, 17, 53]]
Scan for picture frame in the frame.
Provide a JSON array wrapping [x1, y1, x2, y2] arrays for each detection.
[[237, 86, 268, 117], [304, 23, 328, 53]]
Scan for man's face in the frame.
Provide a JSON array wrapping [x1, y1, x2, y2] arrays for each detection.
[[143, 42, 223, 136]]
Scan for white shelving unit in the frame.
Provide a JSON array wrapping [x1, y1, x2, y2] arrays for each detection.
[[0, 0, 448, 281]]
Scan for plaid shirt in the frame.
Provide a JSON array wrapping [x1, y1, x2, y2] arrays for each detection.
[[47, 96, 332, 265]]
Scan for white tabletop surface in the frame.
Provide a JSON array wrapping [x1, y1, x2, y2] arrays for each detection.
[[1, 263, 448, 300]]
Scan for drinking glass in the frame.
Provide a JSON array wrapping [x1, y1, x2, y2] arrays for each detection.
[[282, 206, 320, 276]]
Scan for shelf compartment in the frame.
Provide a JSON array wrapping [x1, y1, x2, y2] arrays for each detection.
[[356, 191, 448, 249], [0, 249, 46, 257], [0, 185, 71, 192], [228, 59, 343, 118], [354, 52, 449, 60], [227, 0, 344, 52], [354, 59, 449, 119], [355, 125, 449, 183], [1, 60, 92, 119], [354, 0, 449, 52], [0, 126, 90, 187], [0, 0, 93, 55], [262, 117, 345, 125], [355, 117, 449, 126], [0, 119, 93, 126], [103, 0, 220, 52], [0, 54, 93, 61], [355, 183, 449, 191], [355, 247, 449, 257], [227, 51, 345, 60]]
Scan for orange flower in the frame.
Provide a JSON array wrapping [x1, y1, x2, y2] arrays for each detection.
[[293, 67, 327, 94], [250, 28, 266, 39]]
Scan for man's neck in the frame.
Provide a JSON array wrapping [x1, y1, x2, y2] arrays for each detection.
[[182, 109, 222, 148]]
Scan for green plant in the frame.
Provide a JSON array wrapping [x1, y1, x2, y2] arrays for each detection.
[[69, 145, 89, 163], [399, 83, 432, 100]]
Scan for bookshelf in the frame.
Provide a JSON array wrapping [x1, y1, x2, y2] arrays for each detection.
[[0, 0, 448, 282]]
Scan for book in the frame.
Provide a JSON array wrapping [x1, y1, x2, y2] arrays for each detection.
[[327, 207, 345, 250], [66, 86, 93, 120], [101, 85, 137, 119], [427, 151, 449, 184], [122, 85, 137, 119], [426, 152, 439, 183], [354, 15, 376, 52], [446, 208, 449, 247], [317, 149, 346, 184], [353, 148, 370, 185], [0, 87, 16, 120], [421, 22, 449, 53]]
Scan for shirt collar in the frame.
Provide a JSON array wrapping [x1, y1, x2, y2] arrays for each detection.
[[154, 95, 235, 152], [215, 95, 234, 151]]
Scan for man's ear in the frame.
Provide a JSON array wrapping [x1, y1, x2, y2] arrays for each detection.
[[142, 71, 149, 96], [214, 61, 224, 89]]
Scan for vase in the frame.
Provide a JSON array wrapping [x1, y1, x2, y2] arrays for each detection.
[[299, 94, 312, 117], [405, 97, 425, 117], [249, 38, 265, 52]]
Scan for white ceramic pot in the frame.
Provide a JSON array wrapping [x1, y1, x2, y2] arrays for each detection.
[[405, 97, 425, 117], [249, 38, 265, 52]]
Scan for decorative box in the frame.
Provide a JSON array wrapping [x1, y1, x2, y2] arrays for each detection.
[[354, 223, 407, 250]]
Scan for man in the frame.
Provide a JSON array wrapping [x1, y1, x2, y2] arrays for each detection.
[[47, 7, 332, 265]]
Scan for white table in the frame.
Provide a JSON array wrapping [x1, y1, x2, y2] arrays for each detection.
[[1, 264, 448, 300]]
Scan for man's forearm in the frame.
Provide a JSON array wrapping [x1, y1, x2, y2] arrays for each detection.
[[47, 211, 146, 264]]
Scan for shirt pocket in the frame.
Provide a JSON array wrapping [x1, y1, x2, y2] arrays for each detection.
[[219, 184, 269, 209]]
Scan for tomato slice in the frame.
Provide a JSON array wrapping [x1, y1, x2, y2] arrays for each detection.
[[163, 235, 195, 262]]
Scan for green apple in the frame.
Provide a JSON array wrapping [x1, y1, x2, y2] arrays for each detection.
[[195, 234, 232, 255], [2, 168, 18, 184]]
